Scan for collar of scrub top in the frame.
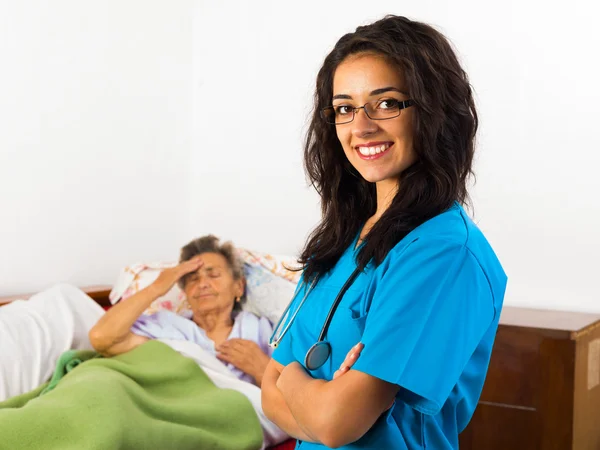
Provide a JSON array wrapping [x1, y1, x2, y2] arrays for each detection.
[[269, 266, 363, 371]]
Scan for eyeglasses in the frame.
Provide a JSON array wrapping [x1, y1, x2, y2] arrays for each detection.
[[321, 98, 415, 125]]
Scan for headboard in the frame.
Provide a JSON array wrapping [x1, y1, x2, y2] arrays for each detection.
[[0, 285, 112, 308]]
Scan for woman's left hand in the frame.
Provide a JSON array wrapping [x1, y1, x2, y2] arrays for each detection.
[[217, 339, 270, 385], [333, 343, 364, 379]]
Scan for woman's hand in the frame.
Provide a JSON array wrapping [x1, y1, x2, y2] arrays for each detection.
[[217, 339, 270, 385], [151, 256, 203, 297], [275, 343, 364, 392], [333, 343, 364, 379], [332, 342, 393, 410]]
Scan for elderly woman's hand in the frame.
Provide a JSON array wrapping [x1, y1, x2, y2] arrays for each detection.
[[216, 339, 270, 386], [151, 256, 203, 297]]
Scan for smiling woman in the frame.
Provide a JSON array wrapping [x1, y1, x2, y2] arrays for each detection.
[[261, 15, 507, 450], [332, 54, 417, 195]]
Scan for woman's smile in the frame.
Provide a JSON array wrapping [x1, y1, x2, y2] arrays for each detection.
[[355, 141, 394, 160]]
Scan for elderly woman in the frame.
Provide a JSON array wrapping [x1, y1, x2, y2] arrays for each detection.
[[89, 235, 273, 386]]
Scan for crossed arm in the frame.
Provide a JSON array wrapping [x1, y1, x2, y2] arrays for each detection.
[[261, 344, 399, 448]]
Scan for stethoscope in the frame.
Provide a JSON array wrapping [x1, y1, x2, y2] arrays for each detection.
[[269, 267, 362, 371]]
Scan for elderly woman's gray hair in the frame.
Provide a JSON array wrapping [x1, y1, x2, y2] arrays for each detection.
[[177, 235, 245, 295]]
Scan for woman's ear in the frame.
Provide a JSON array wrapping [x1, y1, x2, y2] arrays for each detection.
[[234, 278, 245, 299]]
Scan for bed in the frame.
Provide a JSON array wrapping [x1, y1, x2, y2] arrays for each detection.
[[4, 286, 599, 449], [0, 285, 297, 450]]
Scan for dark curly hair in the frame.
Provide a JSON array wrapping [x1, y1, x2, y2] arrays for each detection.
[[299, 15, 478, 282]]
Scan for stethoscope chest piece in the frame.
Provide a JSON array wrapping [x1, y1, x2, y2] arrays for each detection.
[[269, 266, 363, 371], [305, 341, 331, 371]]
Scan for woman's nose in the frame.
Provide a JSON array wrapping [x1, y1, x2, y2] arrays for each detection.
[[197, 274, 210, 288], [351, 108, 378, 138]]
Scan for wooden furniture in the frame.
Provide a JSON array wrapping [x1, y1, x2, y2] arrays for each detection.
[[2, 289, 599, 449], [0, 285, 112, 308], [460, 307, 600, 450]]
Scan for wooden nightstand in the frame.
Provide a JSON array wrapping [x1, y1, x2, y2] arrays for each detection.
[[460, 307, 600, 450]]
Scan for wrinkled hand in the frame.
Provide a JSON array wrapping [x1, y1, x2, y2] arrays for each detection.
[[151, 256, 203, 297], [217, 339, 270, 384], [333, 343, 364, 379]]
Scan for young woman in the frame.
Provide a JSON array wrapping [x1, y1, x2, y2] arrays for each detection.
[[262, 15, 507, 450]]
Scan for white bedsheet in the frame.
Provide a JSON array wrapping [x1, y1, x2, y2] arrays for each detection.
[[159, 338, 289, 449], [0, 283, 105, 402], [0, 284, 288, 448]]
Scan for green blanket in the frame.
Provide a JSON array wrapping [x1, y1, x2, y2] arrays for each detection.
[[0, 340, 263, 450]]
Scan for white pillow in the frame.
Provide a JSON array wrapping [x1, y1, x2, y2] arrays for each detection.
[[109, 249, 301, 323], [239, 251, 299, 324]]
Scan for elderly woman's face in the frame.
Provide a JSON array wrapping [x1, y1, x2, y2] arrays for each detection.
[[332, 53, 416, 187], [183, 252, 244, 316]]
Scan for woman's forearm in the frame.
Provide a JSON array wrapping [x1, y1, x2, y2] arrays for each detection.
[[250, 352, 271, 387], [276, 364, 330, 442], [261, 363, 318, 443], [89, 284, 160, 350], [277, 362, 398, 448]]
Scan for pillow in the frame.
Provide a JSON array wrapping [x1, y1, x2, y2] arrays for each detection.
[[237, 249, 301, 324], [237, 249, 301, 284], [108, 262, 192, 317], [109, 249, 302, 323]]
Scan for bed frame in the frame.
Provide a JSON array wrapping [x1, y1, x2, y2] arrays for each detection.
[[0, 285, 113, 308], [2, 287, 599, 449]]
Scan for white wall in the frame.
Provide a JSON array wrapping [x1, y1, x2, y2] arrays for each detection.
[[191, 0, 600, 312], [0, 0, 194, 294], [2, 0, 598, 313]]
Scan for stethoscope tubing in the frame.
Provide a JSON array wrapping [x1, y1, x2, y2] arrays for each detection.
[[269, 267, 363, 370]]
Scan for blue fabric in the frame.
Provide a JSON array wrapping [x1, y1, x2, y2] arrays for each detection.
[[272, 202, 507, 449]]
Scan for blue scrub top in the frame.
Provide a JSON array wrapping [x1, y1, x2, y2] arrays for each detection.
[[272, 202, 507, 449]]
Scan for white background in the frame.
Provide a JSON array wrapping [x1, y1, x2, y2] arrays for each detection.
[[1, 0, 599, 313]]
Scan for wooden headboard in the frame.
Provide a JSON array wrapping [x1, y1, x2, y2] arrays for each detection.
[[0, 285, 112, 308]]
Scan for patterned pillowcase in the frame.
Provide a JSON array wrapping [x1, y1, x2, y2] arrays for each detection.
[[108, 249, 301, 323], [237, 249, 301, 324], [108, 262, 192, 317]]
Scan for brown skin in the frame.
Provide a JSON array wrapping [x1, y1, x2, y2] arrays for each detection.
[[335, 53, 416, 235], [89, 252, 270, 386], [262, 53, 408, 447], [216, 339, 270, 386], [261, 343, 380, 445]]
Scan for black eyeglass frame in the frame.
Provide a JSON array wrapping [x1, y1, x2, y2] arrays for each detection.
[[320, 99, 415, 125]]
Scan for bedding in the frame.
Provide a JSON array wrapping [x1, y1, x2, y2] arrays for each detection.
[[0, 283, 295, 449], [0, 284, 104, 402], [132, 310, 274, 385], [0, 340, 264, 450]]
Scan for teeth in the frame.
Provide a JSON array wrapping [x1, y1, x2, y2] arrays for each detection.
[[358, 144, 390, 156]]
